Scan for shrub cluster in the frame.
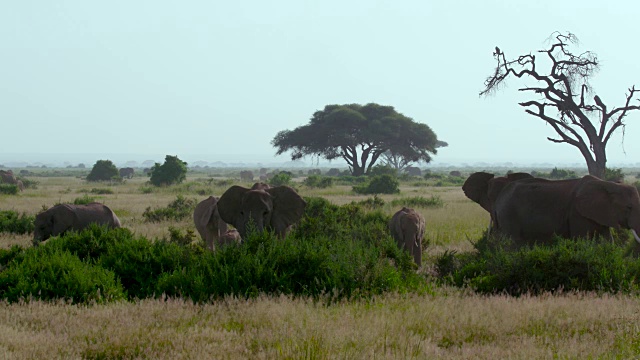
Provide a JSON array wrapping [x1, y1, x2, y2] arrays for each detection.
[[149, 155, 188, 186], [303, 175, 333, 188], [390, 195, 444, 208], [437, 235, 640, 295], [0, 202, 426, 304], [353, 174, 400, 194], [0, 211, 35, 234], [86, 160, 120, 182], [74, 195, 98, 205], [0, 184, 18, 195], [268, 172, 292, 186], [143, 195, 197, 223]]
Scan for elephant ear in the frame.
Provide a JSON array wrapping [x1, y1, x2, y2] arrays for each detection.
[[196, 197, 217, 226], [462, 172, 494, 212], [267, 186, 307, 232], [217, 186, 249, 228], [575, 180, 618, 228]]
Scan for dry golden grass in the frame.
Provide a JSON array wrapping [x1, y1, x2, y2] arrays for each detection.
[[1, 174, 638, 358]]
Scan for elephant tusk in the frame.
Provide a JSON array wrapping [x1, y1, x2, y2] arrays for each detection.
[[633, 229, 640, 244]]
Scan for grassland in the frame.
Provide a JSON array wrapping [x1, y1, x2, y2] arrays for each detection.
[[0, 171, 639, 359]]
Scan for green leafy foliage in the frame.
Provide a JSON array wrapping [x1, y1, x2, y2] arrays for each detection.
[[90, 188, 114, 194], [18, 178, 38, 189], [390, 195, 444, 208], [73, 194, 97, 205], [353, 174, 400, 194], [86, 160, 120, 182], [142, 195, 197, 222], [149, 155, 188, 186], [438, 236, 640, 295], [0, 246, 125, 304], [0, 184, 18, 195], [604, 168, 624, 182], [0, 211, 35, 234], [268, 172, 292, 186], [303, 175, 334, 188]]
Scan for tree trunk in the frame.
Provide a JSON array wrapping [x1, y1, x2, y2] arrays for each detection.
[[584, 141, 606, 179], [352, 165, 365, 176]]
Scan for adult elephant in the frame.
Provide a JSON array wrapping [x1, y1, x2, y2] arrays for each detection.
[[462, 172, 533, 233], [494, 175, 640, 245], [217, 185, 306, 240], [119, 167, 135, 179], [193, 196, 229, 250], [33, 203, 122, 245], [389, 207, 425, 267], [239, 170, 254, 182]]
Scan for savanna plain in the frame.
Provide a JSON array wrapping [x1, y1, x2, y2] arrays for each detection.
[[1, 169, 640, 359]]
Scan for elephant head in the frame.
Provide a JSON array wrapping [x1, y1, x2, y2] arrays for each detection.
[[217, 185, 306, 239], [573, 178, 640, 243], [463, 172, 534, 213]]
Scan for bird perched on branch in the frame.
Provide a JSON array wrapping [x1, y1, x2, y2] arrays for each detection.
[[594, 95, 605, 108], [494, 46, 501, 56]]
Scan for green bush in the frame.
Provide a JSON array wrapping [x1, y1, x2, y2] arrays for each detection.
[[353, 195, 385, 209], [0, 247, 125, 304], [90, 188, 114, 195], [86, 160, 120, 182], [142, 195, 197, 222], [303, 175, 334, 188], [605, 168, 624, 182], [73, 194, 97, 205], [368, 164, 397, 177], [18, 178, 38, 189], [390, 195, 444, 208], [353, 174, 400, 194], [0, 184, 18, 195], [149, 155, 188, 186], [269, 172, 292, 187], [440, 237, 640, 295], [0, 211, 35, 234]]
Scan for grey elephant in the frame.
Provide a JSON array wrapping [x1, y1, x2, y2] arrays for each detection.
[[463, 172, 534, 233], [217, 185, 306, 240], [219, 229, 242, 246], [0, 169, 23, 191], [240, 170, 254, 182], [33, 203, 122, 245], [119, 167, 135, 179], [389, 207, 425, 267], [193, 196, 229, 250], [493, 175, 640, 245]]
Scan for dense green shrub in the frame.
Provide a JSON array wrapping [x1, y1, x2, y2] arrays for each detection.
[[303, 175, 334, 188], [73, 194, 97, 205], [142, 195, 197, 222], [0, 247, 125, 304], [0, 211, 35, 234], [18, 178, 38, 189], [354, 195, 385, 209], [86, 160, 120, 182], [269, 172, 292, 186], [605, 168, 624, 182], [390, 195, 444, 208], [439, 237, 640, 295], [90, 188, 114, 194], [368, 165, 397, 177], [149, 155, 188, 186], [0, 184, 19, 195], [353, 174, 400, 194]]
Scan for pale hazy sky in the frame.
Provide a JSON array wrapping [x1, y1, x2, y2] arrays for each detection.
[[2, 1, 639, 166]]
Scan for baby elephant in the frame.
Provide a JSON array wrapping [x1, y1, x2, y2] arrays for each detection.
[[389, 207, 425, 267], [33, 203, 122, 245], [219, 229, 242, 246]]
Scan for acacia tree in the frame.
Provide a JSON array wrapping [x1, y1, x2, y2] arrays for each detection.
[[481, 32, 640, 178], [272, 103, 440, 176], [382, 140, 449, 172]]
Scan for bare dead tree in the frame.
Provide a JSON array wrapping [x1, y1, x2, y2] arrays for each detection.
[[480, 32, 640, 178]]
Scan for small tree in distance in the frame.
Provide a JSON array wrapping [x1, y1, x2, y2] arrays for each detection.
[[149, 155, 188, 186], [86, 160, 119, 182], [480, 32, 640, 178]]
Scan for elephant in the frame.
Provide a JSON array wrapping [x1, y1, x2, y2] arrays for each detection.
[[405, 166, 422, 177], [389, 207, 425, 267], [217, 185, 306, 240], [33, 203, 122, 245], [219, 229, 242, 245], [240, 170, 254, 182], [493, 175, 640, 245], [193, 196, 229, 251], [462, 172, 534, 233], [119, 167, 134, 179]]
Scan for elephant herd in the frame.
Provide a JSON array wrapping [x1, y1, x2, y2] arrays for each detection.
[[29, 172, 639, 269]]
